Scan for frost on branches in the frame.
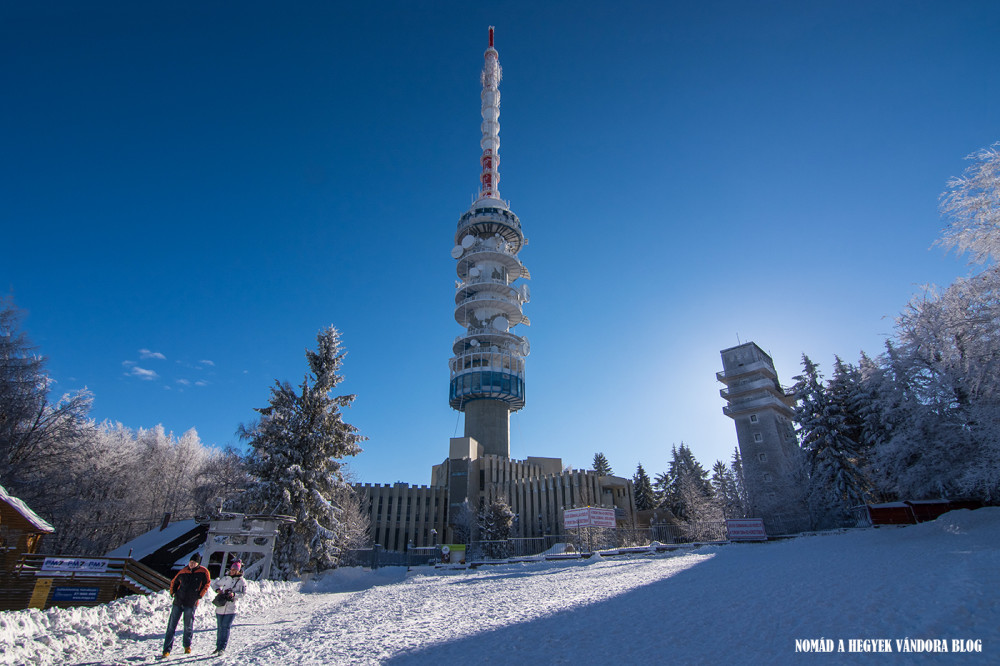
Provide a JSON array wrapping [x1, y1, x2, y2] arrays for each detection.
[[790, 141, 1000, 509], [938, 142, 1000, 265], [238, 326, 365, 580]]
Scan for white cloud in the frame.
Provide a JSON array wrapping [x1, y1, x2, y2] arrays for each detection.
[[176, 379, 191, 386], [194, 380, 209, 387], [199, 359, 215, 367], [139, 349, 166, 360], [129, 366, 158, 381], [122, 360, 136, 367]]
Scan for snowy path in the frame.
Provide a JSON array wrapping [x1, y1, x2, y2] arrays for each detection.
[[226, 554, 711, 665], [4, 508, 998, 665]]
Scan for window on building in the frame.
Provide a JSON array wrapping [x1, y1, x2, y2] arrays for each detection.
[[750, 414, 758, 423], [754, 432, 763, 443], [758, 453, 767, 462], [763, 473, 773, 483]]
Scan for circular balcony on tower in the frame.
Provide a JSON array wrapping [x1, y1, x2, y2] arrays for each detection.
[[452, 327, 527, 356], [455, 203, 524, 251], [454, 293, 529, 328], [453, 237, 530, 279]]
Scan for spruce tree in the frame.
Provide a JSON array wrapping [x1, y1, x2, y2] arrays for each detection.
[[657, 443, 710, 519], [592, 452, 613, 476], [793, 354, 869, 528], [710, 460, 742, 519], [633, 463, 655, 511], [238, 326, 365, 579], [730, 447, 750, 518]]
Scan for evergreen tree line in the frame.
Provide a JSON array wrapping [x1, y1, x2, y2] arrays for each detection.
[[593, 447, 750, 533], [1, 305, 368, 578]]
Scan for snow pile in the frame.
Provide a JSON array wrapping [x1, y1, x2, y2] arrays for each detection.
[[300, 566, 409, 594], [2, 508, 998, 664], [0, 578, 297, 665]]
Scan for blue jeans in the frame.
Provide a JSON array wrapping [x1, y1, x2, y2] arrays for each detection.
[[163, 604, 195, 653], [216, 613, 236, 651]]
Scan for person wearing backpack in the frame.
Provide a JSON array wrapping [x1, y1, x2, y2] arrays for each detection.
[[209, 559, 247, 656], [161, 552, 211, 658]]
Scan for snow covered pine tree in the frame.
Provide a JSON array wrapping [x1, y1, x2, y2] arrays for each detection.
[[238, 326, 365, 579]]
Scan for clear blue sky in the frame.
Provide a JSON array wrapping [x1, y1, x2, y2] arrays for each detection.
[[3, 1, 998, 485]]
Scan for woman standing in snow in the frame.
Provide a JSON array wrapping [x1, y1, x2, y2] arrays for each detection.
[[210, 560, 247, 656]]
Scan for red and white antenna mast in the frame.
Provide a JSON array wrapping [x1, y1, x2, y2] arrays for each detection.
[[479, 26, 502, 201]]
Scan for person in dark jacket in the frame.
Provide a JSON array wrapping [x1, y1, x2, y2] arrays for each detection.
[[161, 552, 211, 658]]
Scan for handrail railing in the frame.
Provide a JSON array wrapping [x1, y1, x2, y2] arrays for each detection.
[[14, 554, 170, 593]]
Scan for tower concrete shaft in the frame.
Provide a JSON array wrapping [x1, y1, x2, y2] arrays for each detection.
[[448, 27, 531, 458], [718, 342, 808, 534]]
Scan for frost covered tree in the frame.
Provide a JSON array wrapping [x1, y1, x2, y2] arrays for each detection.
[[938, 142, 1000, 265], [591, 452, 613, 476], [193, 445, 251, 517], [238, 326, 365, 579], [677, 474, 724, 541], [328, 483, 372, 551], [450, 499, 477, 545], [475, 497, 515, 559], [869, 273, 1000, 501], [478, 496, 514, 542], [44, 421, 228, 555], [0, 297, 92, 507], [632, 463, 655, 511]]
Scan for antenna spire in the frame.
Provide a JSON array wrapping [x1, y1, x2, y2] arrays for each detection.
[[479, 26, 502, 201]]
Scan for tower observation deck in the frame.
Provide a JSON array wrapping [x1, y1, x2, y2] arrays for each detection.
[[448, 27, 530, 458]]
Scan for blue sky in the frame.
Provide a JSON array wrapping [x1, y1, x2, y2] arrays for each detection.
[[3, 1, 998, 486]]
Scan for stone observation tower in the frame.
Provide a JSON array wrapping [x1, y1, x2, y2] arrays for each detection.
[[448, 27, 531, 458], [718, 342, 808, 534]]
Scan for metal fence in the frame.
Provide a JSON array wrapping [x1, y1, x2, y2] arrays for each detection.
[[340, 545, 442, 569], [342, 523, 732, 568]]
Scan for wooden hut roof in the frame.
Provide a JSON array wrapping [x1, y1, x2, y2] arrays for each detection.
[[0, 483, 55, 533]]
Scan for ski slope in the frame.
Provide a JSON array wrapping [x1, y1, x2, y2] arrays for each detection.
[[2, 508, 997, 664]]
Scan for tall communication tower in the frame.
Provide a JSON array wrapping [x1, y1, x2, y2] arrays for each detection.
[[448, 27, 531, 458]]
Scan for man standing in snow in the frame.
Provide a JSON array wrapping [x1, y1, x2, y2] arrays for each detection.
[[161, 552, 211, 658]]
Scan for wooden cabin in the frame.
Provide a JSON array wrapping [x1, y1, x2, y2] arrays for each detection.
[[0, 483, 54, 572]]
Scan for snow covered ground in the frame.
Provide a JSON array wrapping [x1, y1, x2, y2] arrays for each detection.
[[2, 508, 997, 665]]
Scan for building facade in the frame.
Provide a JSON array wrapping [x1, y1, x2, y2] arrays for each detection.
[[355, 29, 635, 551], [718, 342, 808, 534]]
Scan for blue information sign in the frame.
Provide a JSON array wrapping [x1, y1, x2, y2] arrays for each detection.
[[52, 587, 101, 602]]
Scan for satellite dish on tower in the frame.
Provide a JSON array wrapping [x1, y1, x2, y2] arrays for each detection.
[[469, 339, 480, 347], [451, 245, 464, 259], [521, 340, 531, 355], [461, 235, 476, 249], [469, 266, 481, 277], [493, 316, 509, 331], [521, 284, 531, 300]]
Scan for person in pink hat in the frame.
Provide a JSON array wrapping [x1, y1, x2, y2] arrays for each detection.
[[209, 559, 247, 655]]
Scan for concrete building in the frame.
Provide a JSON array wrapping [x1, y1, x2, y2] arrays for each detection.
[[718, 342, 808, 534], [354, 28, 635, 551]]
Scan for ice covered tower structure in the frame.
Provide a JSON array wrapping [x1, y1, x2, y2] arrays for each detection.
[[448, 27, 531, 458]]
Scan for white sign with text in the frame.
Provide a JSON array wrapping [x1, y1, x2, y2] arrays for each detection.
[[725, 519, 767, 541]]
